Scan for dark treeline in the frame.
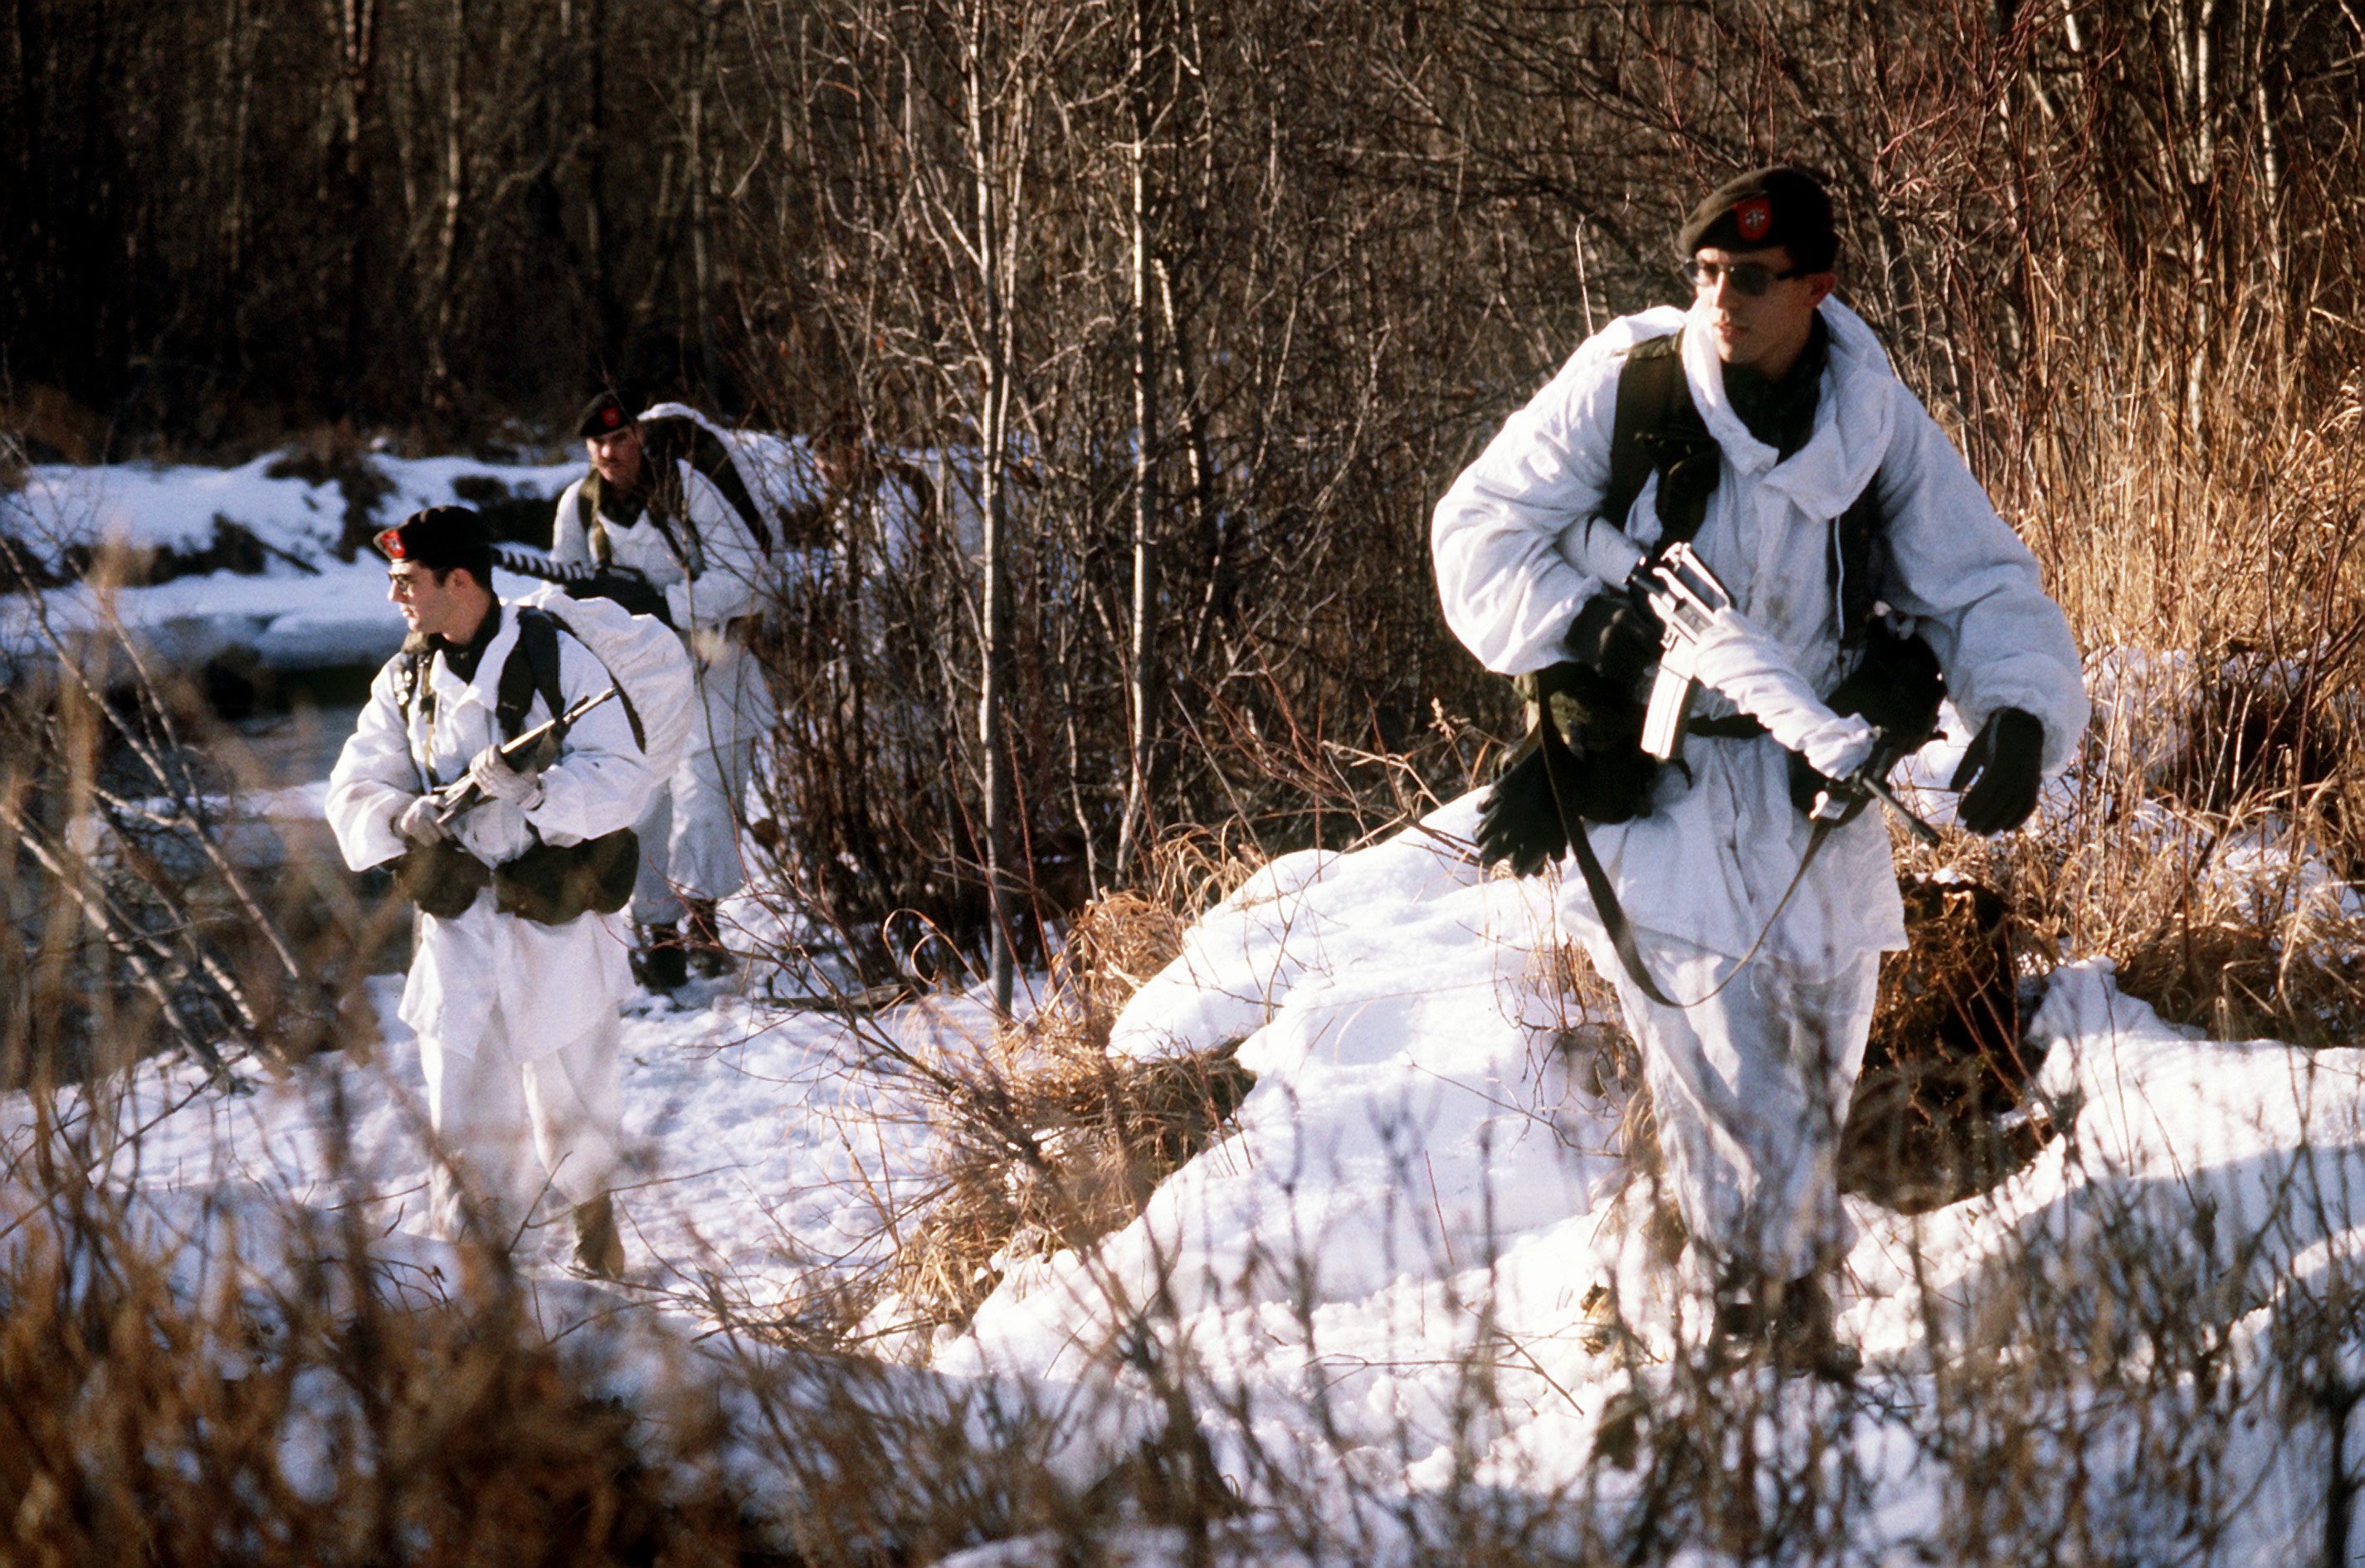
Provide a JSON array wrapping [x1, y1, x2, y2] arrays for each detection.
[[6, 2, 2356, 457], [6, 0, 2363, 987], [2, 0, 745, 448]]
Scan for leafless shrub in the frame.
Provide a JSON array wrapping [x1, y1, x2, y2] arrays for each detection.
[[2, 519, 376, 1090], [0, 1168, 766, 1566], [1843, 878, 2059, 1214]]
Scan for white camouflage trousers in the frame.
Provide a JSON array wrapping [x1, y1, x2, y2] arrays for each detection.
[[418, 1002, 625, 1245], [1582, 925, 1879, 1283], [633, 635, 776, 923]]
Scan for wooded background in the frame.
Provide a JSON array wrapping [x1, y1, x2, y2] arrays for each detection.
[[7, 0, 2362, 988]]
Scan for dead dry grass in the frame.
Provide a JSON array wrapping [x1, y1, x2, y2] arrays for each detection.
[[2004, 334, 2365, 1049], [1844, 878, 2059, 1213], [886, 873, 1261, 1332], [0, 1188, 765, 1567]]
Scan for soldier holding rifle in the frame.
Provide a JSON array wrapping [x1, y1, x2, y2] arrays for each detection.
[[1432, 168, 2087, 1376], [326, 506, 651, 1278]]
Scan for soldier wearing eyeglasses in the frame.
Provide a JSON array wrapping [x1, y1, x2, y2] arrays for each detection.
[[326, 507, 648, 1278], [1431, 167, 2087, 1376]]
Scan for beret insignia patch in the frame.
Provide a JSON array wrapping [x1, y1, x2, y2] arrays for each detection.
[[602, 407, 622, 429], [1735, 195, 1773, 241], [375, 526, 407, 559]]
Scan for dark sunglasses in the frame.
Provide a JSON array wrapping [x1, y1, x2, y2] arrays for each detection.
[[1685, 258, 1809, 297]]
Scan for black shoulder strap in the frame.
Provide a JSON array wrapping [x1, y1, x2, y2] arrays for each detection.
[[642, 414, 773, 554], [1603, 331, 1719, 548], [397, 646, 431, 720], [496, 607, 567, 743], [395, 648, 436, 791], [495, 604, 650, 753], [1832, 477, 1888, 641]]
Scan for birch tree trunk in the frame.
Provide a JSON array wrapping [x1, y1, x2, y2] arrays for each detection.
[[327, 0, 383, 407], [963, 2, 1020, 1014], [1117, 0, 1161, 879]]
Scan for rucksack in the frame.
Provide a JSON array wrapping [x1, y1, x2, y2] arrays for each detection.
[[507, 585, 697, 784]]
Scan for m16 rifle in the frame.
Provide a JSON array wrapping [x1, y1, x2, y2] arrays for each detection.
[[1636, 542, 1939, 844], [432, 685, 620, 825], [490, 548, 673, 626]]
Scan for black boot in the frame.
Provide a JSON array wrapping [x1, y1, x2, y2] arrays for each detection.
[[573, 1192, 627, 1280], [1766, 1272, 1860, 1382], [631, 922, 688, 992], [681, 897, 736, 977], [1709, 1265, 1860, 1382]]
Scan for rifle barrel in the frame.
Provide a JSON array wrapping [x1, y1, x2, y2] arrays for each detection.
[[435, 684, 620, 825], [493, 547, 595, 584], [490, 548, 672, 624], [1863, 772, 1943, 844]]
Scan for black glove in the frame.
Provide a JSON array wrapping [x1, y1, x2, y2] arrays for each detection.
[[564, 571, 673, 625], [1475, 665, 1658, 876], [1475, 731, 1569, 878], [1564, 591, 1661, 691], [1538, 662, 1658, 822], [1949, 707, 2046, 834]]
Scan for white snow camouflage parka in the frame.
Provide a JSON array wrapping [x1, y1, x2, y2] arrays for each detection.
[[1431, 299, 2089, 970], [325, 606, 653, 1063]]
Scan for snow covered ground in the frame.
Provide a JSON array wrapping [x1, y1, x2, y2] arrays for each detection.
[[6, 450, 2364, 1563]]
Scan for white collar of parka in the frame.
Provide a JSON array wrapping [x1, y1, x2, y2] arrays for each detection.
[[1680, 296, 1897, 519], [425, 603, 526, 719]]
